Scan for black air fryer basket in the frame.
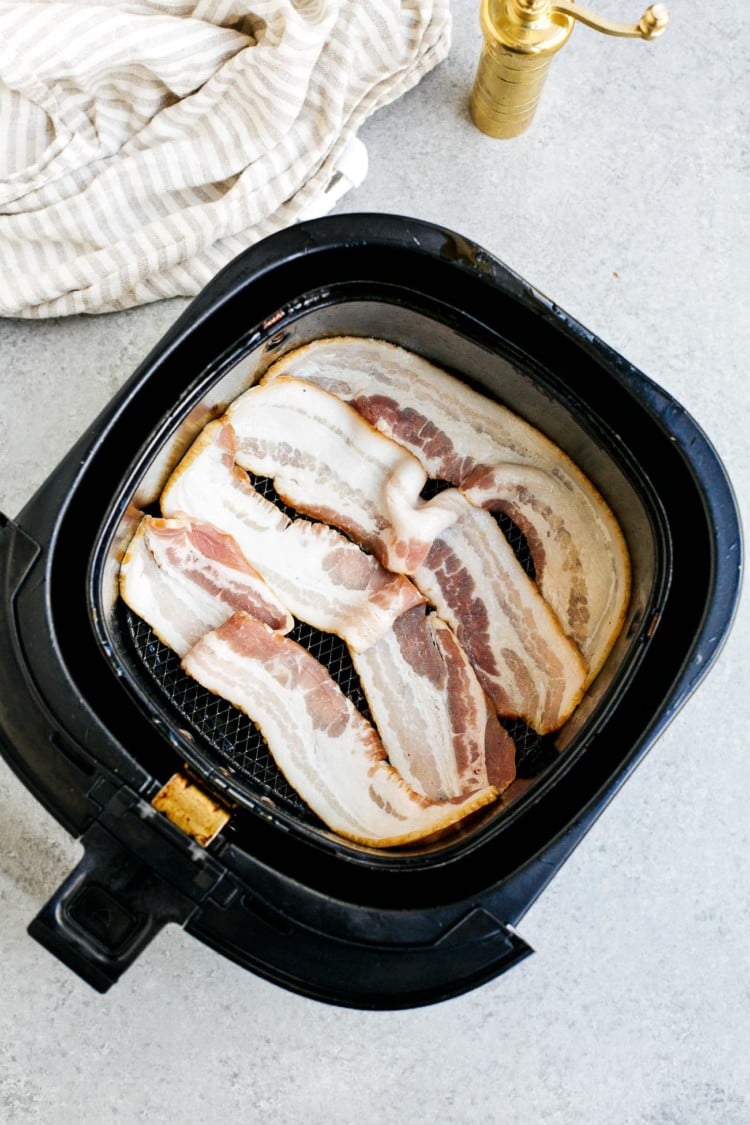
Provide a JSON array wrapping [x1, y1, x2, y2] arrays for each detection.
[[0, 215, 741, 1007]]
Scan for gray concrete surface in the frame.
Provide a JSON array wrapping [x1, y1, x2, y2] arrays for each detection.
[[1, 1, 748, 1121]]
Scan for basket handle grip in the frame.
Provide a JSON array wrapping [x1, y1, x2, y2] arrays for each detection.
[[28, 821, 195, 993]]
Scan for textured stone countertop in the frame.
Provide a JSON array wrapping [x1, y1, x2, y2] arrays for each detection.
[[1, 1, 748, 1121]]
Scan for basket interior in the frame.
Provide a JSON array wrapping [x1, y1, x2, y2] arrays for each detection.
[[94, 295, 666, 857]]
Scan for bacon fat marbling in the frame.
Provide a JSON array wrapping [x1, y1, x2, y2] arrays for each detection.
[[227, 376, 459, 574], [160, 420, 424, 652], [119, 514, 293, 656], [182, 612, 499, 848], [262, 336, 630, 683]]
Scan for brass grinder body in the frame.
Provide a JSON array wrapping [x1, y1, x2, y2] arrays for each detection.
[[470, 0, 669, 139]]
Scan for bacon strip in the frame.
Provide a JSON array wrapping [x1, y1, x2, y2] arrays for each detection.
[[226, 376, 459, 573], [160, 420, 424, 652], [460, 463, 627, 680], [412, 492, 588, 734], [262, 336, 630, 682], [182, 613, 499, 848], [352, 605, 515, 800], [119, 515, 293, 656]]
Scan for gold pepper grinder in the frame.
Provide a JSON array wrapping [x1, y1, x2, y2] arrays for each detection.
[[470, 0, 669, 139]]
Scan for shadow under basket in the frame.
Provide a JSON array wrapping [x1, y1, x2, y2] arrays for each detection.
[[0, 214, 741, 1007]]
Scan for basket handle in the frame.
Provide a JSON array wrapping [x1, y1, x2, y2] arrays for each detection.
[[28, 821, 196, 993]]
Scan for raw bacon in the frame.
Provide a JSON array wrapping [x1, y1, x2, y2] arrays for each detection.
[[262, 336, 630, 682], [226, 376, 459, 573], [116, 333, 633, 851], [460, 463, 627, 682], [352, 605, 515, 800], [412, 491, 588, 734], [119, 514, 293, 656], [182, 612, 500, 848], [160, 420, 424, 652]]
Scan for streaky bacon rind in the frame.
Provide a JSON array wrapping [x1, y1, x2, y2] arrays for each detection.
[[412, 492, 588, 734], [226, 376, 459, 574], [119, 514, 293, 656], [261, 336, 631, 684], [352, 605, 516, 800], [160, 419, 425, 652], [181, 613, 499, 848]]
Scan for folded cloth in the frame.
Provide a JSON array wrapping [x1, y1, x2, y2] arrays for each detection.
[[0, 0, 450, 317]]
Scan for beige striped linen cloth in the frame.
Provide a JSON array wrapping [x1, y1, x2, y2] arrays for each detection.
[[0, 0, 450, 318]]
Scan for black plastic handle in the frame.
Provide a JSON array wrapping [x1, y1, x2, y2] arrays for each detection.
[[28, 821, 197, 993], [26, 782, 231, 992]]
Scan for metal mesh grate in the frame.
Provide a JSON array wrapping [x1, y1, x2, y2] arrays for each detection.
[[124, 474, 550, 817]]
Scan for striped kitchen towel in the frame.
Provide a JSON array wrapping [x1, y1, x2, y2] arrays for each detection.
[[0, 0, 450, 318]]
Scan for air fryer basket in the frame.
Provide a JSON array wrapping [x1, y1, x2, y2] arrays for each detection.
[[96, 296, 666, 861], [0, 214, 740, 1004]]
